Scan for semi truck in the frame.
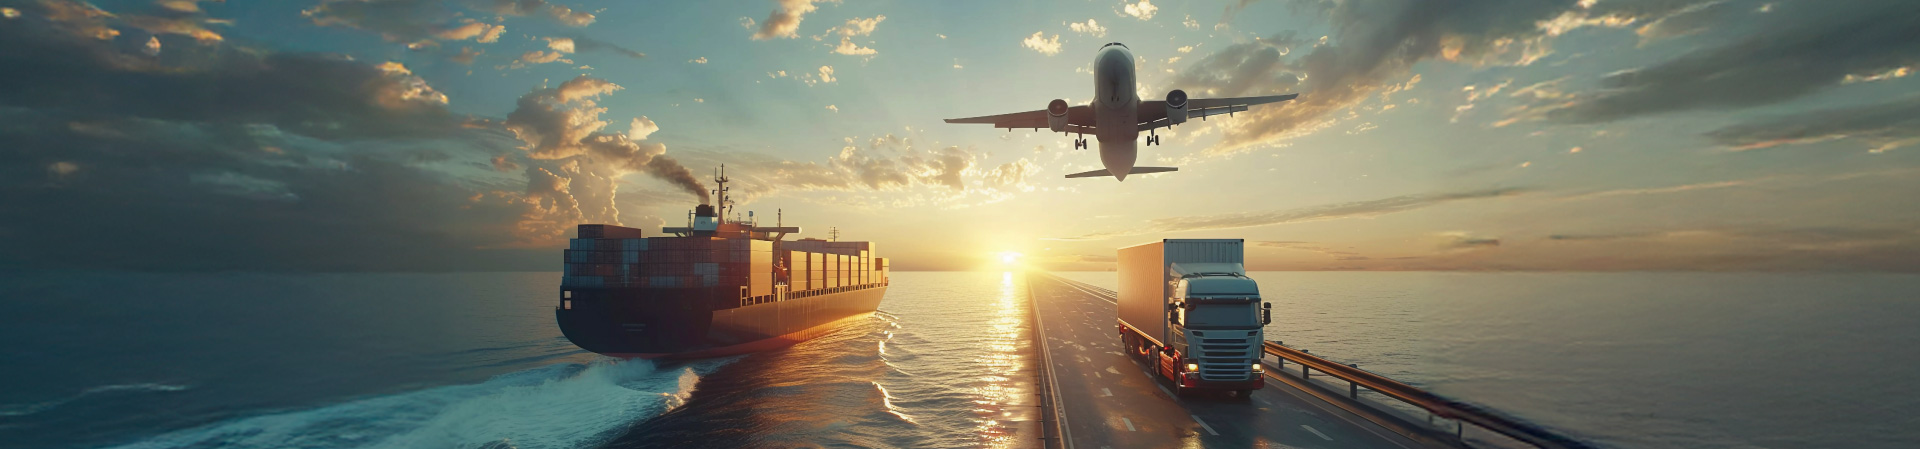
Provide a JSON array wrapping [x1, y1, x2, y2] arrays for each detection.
[[1116, 239, 1271, 396]]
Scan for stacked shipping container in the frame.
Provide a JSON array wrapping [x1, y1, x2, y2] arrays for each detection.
[[780, 239, 889, 292], [563, 228, 888, 296]]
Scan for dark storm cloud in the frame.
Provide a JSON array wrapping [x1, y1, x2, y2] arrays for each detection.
[[1056, 188, 1526, 240], [1704, 96, 1920, 152], [0, 2, 464, 140], [1545, 1, 1920, 123]]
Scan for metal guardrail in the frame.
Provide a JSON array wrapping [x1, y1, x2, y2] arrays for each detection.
[[1263, 341, 1598, 449]]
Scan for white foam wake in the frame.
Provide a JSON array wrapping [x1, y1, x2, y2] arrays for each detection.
[[0, 383, 189, 417], [110, 358, 727, 449]]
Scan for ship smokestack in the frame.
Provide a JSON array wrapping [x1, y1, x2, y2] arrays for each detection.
[[694, 204, 717, 218]]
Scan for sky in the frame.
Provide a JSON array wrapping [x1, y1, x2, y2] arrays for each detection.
[[1, 0, 1916, 272]]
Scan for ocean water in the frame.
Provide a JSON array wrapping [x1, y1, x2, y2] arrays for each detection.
[[1055, 271, 1920, 449], [2, 271, 1915, 449], [0, 271, 1035, 449]]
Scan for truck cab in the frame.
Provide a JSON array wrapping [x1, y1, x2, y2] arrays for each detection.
[[1159, 271, 1269, 394]]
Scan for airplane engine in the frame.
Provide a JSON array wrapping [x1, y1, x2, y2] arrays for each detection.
[[1047, 99, 1069, 132], [1164, 89, 1189, 125]]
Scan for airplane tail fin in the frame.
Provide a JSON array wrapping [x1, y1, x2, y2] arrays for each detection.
[[1131, 167, 1178, 175], [1065, 169, 1111, 179]]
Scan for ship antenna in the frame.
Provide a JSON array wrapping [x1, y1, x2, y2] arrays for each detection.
[[829, 227, 839, 242]]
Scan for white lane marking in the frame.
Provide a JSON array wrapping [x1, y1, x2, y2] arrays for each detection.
[[1102, 388, 1113, 397], [1094, 372, 1102, 378], [1122, 418, 1136, 431], [1302, 425, 1333, 441], [1106, 366, 1120, 374], [1254, 396, 1272, 406], [1157, 384, 1176, 398], [1192, 415, 1220, 436]]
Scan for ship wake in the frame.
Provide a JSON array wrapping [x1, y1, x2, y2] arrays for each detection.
[[110, 357, 731, 449]]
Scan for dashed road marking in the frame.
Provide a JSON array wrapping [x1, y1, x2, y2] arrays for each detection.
[[1157, 384, 1176, 398], [1302, 424, 1333, 441], [1106, 366, 1120, 374], [1102, 388, 1113, 397], [1094, 372, 1102, 378], [1122, 418, 1136, 432], [1192, 415, 1220, 436]]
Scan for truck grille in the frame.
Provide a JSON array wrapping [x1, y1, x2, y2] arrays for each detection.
[[1193, 331, 1256, 381]]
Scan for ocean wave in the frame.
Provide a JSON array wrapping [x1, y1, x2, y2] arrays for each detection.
[[108, 358, 729, 449], [0, 383, 189, 417]]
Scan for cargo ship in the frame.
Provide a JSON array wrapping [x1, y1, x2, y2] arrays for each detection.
[[554, 168, 889, 359]]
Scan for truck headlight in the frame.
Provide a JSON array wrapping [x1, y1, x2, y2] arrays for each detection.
[[1185, 363, 1199, 372], [1252, 363, 1264, 373]]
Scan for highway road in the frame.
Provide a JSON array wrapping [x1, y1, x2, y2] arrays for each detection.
[[1028, 273, 1432, 449]]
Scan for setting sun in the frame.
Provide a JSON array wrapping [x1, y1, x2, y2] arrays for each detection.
[[998, 251, 1023, 265]]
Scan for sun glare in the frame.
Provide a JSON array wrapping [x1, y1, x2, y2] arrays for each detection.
[[998, 251, 1023, 265]]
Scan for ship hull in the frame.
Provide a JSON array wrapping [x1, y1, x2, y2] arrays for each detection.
[[556, 286, 887, 359]]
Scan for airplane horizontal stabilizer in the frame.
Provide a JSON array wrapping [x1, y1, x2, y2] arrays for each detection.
[[1065, 168, 1111, 178], [1131, 167, 1177, 174]]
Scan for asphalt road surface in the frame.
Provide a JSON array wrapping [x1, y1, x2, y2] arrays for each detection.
[[1028, 273, 1431, 449]]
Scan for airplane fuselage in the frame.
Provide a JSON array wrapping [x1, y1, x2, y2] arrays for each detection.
[[1093, 44, 1140, 180]]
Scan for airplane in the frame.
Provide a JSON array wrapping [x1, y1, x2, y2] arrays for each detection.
[[945, 42, 1298, 181]]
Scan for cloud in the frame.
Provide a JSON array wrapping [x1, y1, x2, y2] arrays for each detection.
[[0, 103, 541, 272], [1056, 187, 1526, 240], [1537, 1, 1920, 124], [517, 50, 571, 65], [749, 0, 825, 40], [1254, 240, 1365, 259], [468, 0, 595, 26], [304, 0, 503, 46], [1069, 19, 1107, 38], [501, 75, 708, 240], [833, 38, 876, 56], [1704, 96, 1920, 153], [672, 134, 1041, 208], [1022, 31, 1062, 56], [689, 56, 707, 64], [434, 21, 506, 43], [818, 65, 836, 83], [1439, 232, 1501, 249], [1121, 0, 1158, 20], [545, 35, 645, 58], [1528, 226, 1920, 272], [0, 3, 461, 140], [825, 104, 839, 112], [450, 46, 483, 64], [1167, 0, 1604, 156]]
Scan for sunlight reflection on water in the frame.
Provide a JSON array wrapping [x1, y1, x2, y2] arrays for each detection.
[[966, 271, 1026, 447]]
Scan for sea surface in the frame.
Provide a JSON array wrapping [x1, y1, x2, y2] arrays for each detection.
[[1, 271, 1915, 449]]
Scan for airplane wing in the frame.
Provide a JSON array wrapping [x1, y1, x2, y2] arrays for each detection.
[[945, 105, 1097, 133], [1137, 93, 1298, 131]]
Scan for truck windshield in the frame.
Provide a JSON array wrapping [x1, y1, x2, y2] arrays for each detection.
[[1184, 304, 1258, 329]]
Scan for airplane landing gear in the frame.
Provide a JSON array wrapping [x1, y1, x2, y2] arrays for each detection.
[[1073, 138, 1088, 150], [1146, 134, 1161, 146]]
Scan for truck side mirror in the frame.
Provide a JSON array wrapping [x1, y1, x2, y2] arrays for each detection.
[[1262, 302, 1272, 325]]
